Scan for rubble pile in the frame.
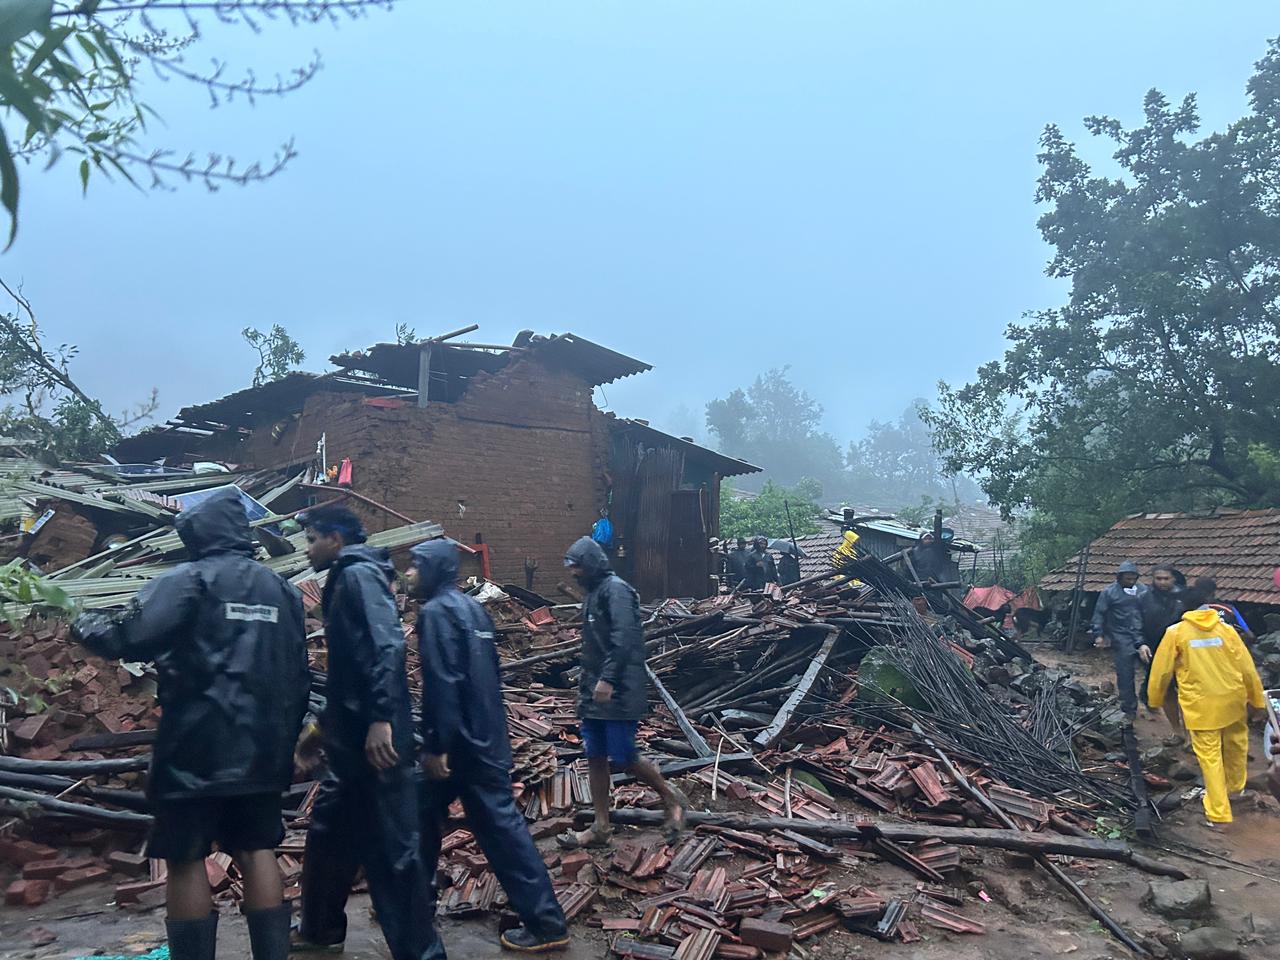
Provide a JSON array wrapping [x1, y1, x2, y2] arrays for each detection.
[[0, 463, 1171, 954]]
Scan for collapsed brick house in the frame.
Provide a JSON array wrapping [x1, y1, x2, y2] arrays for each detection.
[[113, 332, 759, 599]]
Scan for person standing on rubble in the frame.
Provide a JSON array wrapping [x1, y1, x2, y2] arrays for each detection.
[[1147, 582, 1266, 827], [410, 539, 570, 955], [1139, 564, 1186, 739], [71, 489, 309, 960], [743, 536, 778, 591], [291, 506, 440, 960], [558, 537, 688, 849], [1092, 560, 1148, 721], [725, 537, 749, 588]]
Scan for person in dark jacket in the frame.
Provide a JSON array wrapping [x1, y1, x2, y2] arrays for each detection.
[[724, 538, 749, 588], [71, 489, 308, 960], [410, 540, 569, 955], [558, 537, 688, 849], [292, 506, 440, 960], [1092, 560, 1149, 719], [1139, 565, 1185, 739], [743, 537, 778, 591], [776, 547, 801, 586]]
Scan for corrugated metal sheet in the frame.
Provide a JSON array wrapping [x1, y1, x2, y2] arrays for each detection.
[[1041, 508, 1280, 605]]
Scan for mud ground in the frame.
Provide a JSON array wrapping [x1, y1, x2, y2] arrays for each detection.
[[2, 645, 1277, 960]]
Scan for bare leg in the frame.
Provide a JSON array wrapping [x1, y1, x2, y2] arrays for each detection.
[[588, 756, 612, 828], [233, 849, 283, 913], [166, 858, 214, 921], [1164, 700, 1186, 743], [625, 758, 680, 812]]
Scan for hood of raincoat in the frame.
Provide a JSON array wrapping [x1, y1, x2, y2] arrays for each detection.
[[331, 543, 395, 582], [565, 536, 611, 586], [1182, 608, 1224, 630], [1117, 560, 1140, 577], [411, 539, 459, 599], [176, 488, 254, 560]]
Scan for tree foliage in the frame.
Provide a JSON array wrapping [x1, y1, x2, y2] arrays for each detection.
[[0, 0, 390, 243], [926, 39, 1280, 577], [0, 279, 155, 460], [243, 323, 304, 386], [706, 373, 974, 508], [719, 480, 821, 541]]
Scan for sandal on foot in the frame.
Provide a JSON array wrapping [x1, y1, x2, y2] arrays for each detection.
[[556, 826, 612, 849], [663, 787, 690, 845]]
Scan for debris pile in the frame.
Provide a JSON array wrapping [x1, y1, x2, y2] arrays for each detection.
[[0, 464, 1175, 954]]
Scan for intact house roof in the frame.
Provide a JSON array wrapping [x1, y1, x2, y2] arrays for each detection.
[[1040, 508, 1280, 605], [608, 417, 761, 479]]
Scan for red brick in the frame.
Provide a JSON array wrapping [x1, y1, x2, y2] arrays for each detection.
[[10, 714, 49, 744], [115, 878, 164, 905], [559, 851, 591, 882], [5, 879, 52, 907], [54, 865, 110, 891], [0, 837, 58, 866], [738, 918, 794, 953], [107, 851, 149, 877], [23, 857, 95, 880]]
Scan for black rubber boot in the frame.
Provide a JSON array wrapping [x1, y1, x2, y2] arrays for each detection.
[[166, 911, 219, 960], [246, 902, 292, 960]]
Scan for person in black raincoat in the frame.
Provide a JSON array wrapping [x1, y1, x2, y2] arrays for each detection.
[[776, 546, 801, 586], [71, 489, 308, 960], [724, 538, 749, 588], [1139, 564, 1186, 739], [292, 506, 440, 960], [743, 537, 778, 591], [410, 539, 569, 955], [558, 537, 687, 850], [1092, 560, 1149, 719]]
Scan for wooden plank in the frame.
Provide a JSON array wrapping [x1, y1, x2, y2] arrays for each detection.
[[646, 665, 712, 758], [752, 628, 840, 749]]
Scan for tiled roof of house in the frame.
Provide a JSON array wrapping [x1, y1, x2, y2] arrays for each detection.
[[1040, 508, 1280, 605]]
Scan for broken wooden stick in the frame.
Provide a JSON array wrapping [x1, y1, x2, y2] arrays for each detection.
[[646, 665, 712, 758], [753, 627, 840, 749], [601, 809, 1185, 879]]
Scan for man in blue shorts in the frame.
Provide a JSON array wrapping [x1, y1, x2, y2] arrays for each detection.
[[558, 538, 687, 849]]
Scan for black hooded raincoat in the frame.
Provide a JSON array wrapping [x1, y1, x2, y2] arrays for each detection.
[[565, 537, 648, 722], [72, 489, 309, 801]]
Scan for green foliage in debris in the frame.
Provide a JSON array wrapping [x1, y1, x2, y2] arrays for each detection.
[[926, 38, 1280, 577], [719, 480, 821, 541], [0, 556, 75, 623]]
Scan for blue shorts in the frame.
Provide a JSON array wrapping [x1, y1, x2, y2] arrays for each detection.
[[580, 719, 638, 766]]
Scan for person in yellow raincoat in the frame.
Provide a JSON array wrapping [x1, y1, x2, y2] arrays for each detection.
[[1147, 593, 1266, 826]]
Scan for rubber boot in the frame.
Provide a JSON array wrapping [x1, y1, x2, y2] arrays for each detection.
[[246, 902, 293, 960], [166, 911, 219, 960]]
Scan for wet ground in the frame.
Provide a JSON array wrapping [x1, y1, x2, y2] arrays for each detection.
[[2, 644, 1278, 959]]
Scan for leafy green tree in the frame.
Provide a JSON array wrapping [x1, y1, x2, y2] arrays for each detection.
[[0, 279, 155, 460], [720, 480, 821, 541], [848, 401, 980, 506], [927, 39, 1280, 576], [243, 323, 305, 386], [706, 368, 845, 495], [0, 0, 389, 243]]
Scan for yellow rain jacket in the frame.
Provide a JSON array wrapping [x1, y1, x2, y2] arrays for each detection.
[[1147, 608, 1265, 731]]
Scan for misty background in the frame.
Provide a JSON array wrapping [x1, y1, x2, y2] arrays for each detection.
[[4, 2, 1277, 508]]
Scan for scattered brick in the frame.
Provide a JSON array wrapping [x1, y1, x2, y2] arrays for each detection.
[[737, 918, 793, 954], [22, 857, 95, 880], [115, 878, 165, 905], [107, 851, 149, 877], [54, 865, 110, 891], [0, 837, 58, 866], [10, 713, 49, 744], [5, 879, 52, 907]]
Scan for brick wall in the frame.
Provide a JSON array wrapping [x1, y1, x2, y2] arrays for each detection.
[[231, 356, 605, 595]]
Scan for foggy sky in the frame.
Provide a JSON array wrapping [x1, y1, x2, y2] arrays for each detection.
[[5, 2, 1276, 447]]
